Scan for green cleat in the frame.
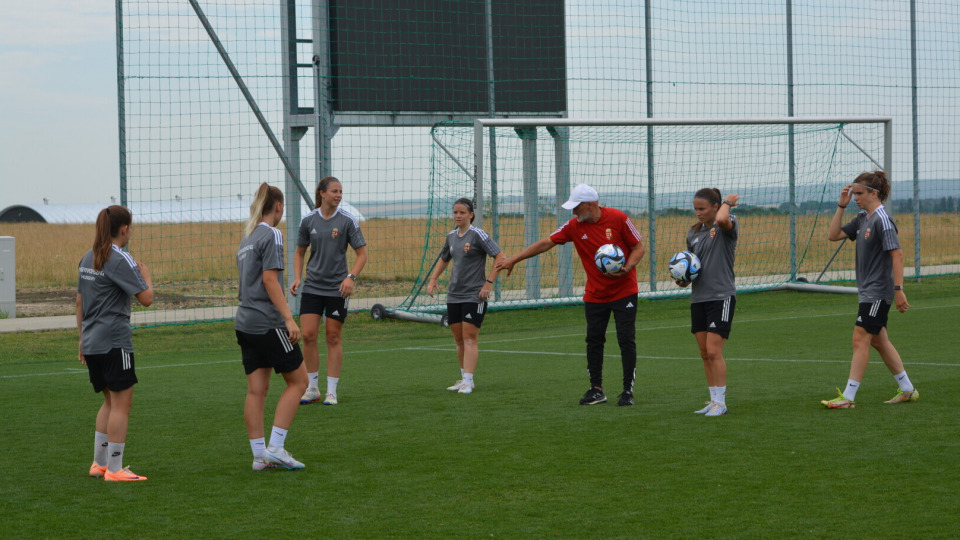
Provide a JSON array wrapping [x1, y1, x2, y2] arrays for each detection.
[[821, 390, 855, 409], [884, 388, 919, 404]]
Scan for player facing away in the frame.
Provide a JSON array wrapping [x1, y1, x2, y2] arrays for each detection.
[[77, 205, 153, 481], [821, 171, 918, 409], [426, 198, 506, 394], [497, 184, 645, 406], [675, 188, 739, 417], [289, 176, 368, 406], [236, 183, 309, 470]]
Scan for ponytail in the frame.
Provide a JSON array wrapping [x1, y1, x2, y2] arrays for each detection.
[[853, 170, 891, 202], [315, 176, 341, 209], [244, 183, 284, 237], [92, 205, 132, 271]]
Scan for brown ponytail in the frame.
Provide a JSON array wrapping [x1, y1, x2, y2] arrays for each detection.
[[853, 170, 891, 202], [92, 205, 132, 271]]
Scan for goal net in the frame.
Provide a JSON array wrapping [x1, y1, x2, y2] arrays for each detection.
[[386, 117, 890, 322]]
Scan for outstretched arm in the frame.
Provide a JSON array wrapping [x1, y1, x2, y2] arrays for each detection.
[[496, 237, 557, 276]]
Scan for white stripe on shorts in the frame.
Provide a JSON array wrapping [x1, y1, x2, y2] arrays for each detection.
[[721, 297, 731, 323], [122, 350, 131, 370], [869, 299, 881, 317], [275, 328, 294, 353]]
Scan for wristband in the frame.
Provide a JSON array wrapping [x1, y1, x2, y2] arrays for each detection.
[[837, 204, 847, 209], [894, 285, 902, 291], [347, 273, 357, 280], [722, 200, 732, 206], [486, 279, 494, 283]]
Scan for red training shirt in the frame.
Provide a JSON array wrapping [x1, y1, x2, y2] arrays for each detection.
[[550, 207, 643, 303]]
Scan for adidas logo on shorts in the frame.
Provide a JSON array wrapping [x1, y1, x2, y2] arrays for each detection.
[[465, 314, 472, 319], [332, 310, 340, 316], [709, 322, 716, 328], [625, 302, 634, 308]]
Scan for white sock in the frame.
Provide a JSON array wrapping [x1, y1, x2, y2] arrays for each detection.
[[308, 371, 320, 390], [893, 371, 914, 392], [107, 442, 125, 473], [460, 368, 465, 378], [268, 426, 288, 450], [463, 372, 474, 387], [327, 376, 339, 396], [249, 437, 266, 459], [714, 386, 726, 406], [94, 431, 109, 466], [842, 379, 860, 401]]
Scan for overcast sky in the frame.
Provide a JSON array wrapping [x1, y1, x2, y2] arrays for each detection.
[[0, 1, 119, 207]]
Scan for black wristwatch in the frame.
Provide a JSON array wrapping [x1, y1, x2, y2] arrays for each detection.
[[893, 285, 902, 291], [347, 273, 357, 280]]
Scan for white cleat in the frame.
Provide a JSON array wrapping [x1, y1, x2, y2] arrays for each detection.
[[458, 382, 474, 394], [447, 380, 464, 391], [694, 401, 715, 414], [264, 446, 305, 470], [300, 387, 322, 405], [704, 403, 728, 417], [323, 393, 338, 405]]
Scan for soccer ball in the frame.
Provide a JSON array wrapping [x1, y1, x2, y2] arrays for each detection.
[[669, 250, 701, 282], [594, 244, 626, 273]]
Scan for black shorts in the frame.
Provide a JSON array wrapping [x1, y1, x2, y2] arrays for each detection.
[[300, 292, 348, 322], [446, 301, 488, 328], [236, 329, 304, 375], [691, 296, 736, 339], [856, 300, 891, 335], [85, 348, 138, 393]]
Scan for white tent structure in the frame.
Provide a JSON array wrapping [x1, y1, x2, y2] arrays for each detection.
[[0, 200, 365, 224]]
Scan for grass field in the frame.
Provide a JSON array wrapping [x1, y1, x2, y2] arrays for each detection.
[[2, 276, 959, 538]]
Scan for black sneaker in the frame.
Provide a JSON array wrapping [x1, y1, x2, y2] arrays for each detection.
[[579, 387, 607, 405], [617, 391, 634, 406]]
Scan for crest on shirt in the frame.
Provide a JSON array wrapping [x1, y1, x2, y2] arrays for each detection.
[[605, 228, 613, 240], [709, 227, 717, 239], [464, 242, 471, 253], [864, 227, 871, 239], [331, 228, 339, 238]]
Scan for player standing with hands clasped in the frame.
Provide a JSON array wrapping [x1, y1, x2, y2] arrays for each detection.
[[290, 176, 368, 406], [821, 171, 918, 409], [78, 205, 153, 481], [236, 183, 309, 470], [426, 198, 505, 394], [676, 188, 739, 417], [497, 184, 645, 406]]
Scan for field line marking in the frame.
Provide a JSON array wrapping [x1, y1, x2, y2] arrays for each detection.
[[409, 347, 960, 368]]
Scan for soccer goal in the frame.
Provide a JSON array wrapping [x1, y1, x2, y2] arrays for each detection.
[[376, 117, 891, 323]]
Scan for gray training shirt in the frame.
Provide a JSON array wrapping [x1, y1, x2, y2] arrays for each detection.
[[77, 245, 149, 355], [841, 205, 901, 303], [439, 226, 501, 303], [236, 223, 286, 334], [297, 207, 366, 296], [687, 215, 739, 303]]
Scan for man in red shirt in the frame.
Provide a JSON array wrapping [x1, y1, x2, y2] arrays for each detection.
[[497, 184, 646, 406]]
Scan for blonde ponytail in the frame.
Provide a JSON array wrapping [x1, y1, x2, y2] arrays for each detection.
[[244, 183, 284, 237]]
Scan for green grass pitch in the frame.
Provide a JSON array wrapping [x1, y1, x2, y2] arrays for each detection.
[[2, 276, 958, 538]]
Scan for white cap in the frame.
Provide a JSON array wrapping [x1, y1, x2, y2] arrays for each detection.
[[561, 184, 599, 210]]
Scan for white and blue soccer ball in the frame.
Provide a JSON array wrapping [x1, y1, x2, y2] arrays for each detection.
[[594, 244, 626, 273], [669, 250, 701, 282]]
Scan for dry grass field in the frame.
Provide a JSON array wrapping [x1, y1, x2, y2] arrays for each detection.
[[2, 211, 956, 316]]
